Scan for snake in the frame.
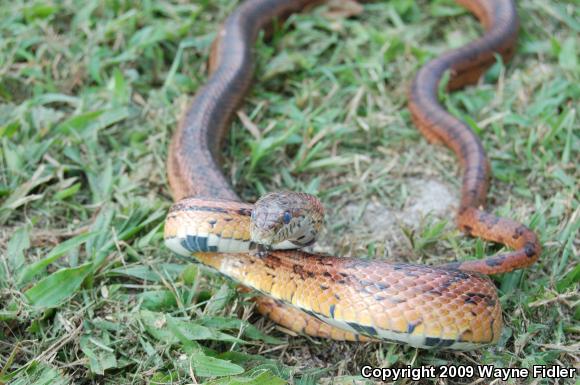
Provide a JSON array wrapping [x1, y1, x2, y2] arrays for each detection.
[[163, 0, 541, 350]]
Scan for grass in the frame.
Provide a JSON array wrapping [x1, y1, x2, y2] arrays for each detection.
[[0, 0, 578, 384]]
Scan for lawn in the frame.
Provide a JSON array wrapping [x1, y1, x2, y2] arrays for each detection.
[[0, 0, 578, 384]]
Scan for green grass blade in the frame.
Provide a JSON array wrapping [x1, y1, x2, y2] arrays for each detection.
[[24, 263, 93, 308], [17, 231, 97, 287], [190, 352, 245, 378]]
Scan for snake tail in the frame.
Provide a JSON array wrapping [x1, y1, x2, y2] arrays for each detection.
[[408, 0, 541, 274]]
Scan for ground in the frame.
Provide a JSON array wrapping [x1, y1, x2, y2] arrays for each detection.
[[0, 0, 578, 384]]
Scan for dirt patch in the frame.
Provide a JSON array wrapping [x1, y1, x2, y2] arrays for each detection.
[[402, 179, 457, 226], [316, 178, 457, 258]]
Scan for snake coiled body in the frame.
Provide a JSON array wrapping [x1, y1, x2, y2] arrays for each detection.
[[164, 0, 541, 350]]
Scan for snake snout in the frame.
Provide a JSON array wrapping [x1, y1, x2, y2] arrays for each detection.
[[250, 191, 324, 249]]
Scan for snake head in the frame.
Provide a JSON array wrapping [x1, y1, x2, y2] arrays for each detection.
[[250, 191, 324, 249]]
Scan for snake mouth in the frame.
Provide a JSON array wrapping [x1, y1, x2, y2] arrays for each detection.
[[271, 240, 300, 250], [250, 224, 279, 246], [250, 223, 303, 251], [254, 221, 317, 249], [290, 236, 316, 248]]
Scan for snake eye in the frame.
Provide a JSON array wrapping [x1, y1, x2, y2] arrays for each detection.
[[282, 211, 292, 224]]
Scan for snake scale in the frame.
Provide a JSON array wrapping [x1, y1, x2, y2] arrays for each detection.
[[164, 0, 541, 350]]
